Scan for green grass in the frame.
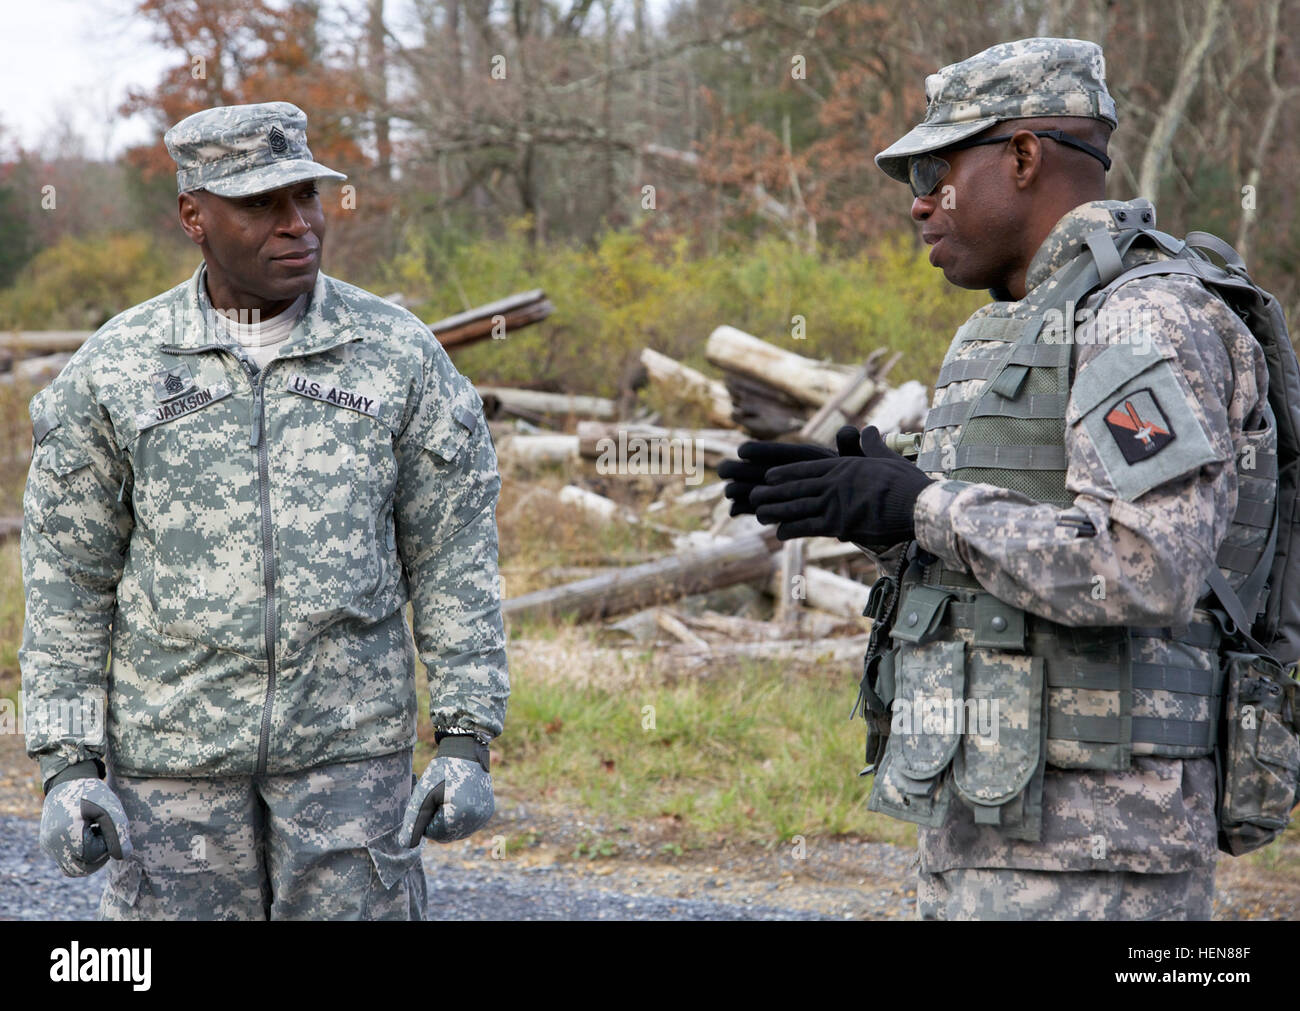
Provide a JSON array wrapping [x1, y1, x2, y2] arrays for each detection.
[[486, 653, 914, 849], [1242, 818, 1300, 871], [0, 539, 22, 705]]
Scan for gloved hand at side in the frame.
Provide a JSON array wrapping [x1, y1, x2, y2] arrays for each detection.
[[39, 773, 133, 877], [749, 427, 934, 546], [718, 427, 864, 516], [402, 735, 495, 847]]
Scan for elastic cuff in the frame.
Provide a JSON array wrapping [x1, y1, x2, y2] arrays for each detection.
[[435, 734, 491, 773], [433, 725, 491, 746], [912, 479, 971, 568], [43, 758, 105, 796]]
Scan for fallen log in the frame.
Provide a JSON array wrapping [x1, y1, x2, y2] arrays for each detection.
[[0, 353, 73, 386], [0, 332, 91, 355], [706, 325, 856, 408], [775, 539, 805, 627], [659, 633, 871, 671], [654, 608, 712, 650], [797, 354, 888, 444], [1, 290, 553, 361], [861, 380, 930, 438], [509, 632, 872, 678], [576, 421, 746, 471], [677, 609, 862, 642], [495, 434, 580, 463], [766, 564, 870, 620], [477, 386, 616, 422], [639, 348, 735, 428], [502, 527, 780, 623], [719, 371, 811, 438], [556, 484, 684, 537], [427, 290, 554, 349], [646, 480, 727, 513]]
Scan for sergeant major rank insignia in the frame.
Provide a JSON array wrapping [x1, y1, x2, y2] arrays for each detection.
[[151, 364, 195, 402], [267, 125, 289, 155], [1103, 388, 1175, 465]]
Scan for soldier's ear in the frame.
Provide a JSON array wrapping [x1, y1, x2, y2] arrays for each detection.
[[1008, 130, 1044, 190], [178, 191, 205, 245]]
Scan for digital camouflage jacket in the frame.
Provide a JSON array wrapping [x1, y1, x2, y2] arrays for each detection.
[[907, 199, 1269, 873], [21, 265, 509, 786]]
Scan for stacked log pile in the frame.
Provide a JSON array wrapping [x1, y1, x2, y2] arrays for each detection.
[[3, 304, 931, 677], [488, 324, 929, 669]]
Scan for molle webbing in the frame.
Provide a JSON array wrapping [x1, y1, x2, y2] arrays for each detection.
[[902, 576, 1224, 767], [904, 224, 1271, 772], [924, 309, 1074, 507]]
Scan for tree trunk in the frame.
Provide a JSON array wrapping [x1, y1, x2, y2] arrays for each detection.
[[368, 0, 392, 181], [639, 348, 735, 427], [1136, 0, 1223, 200]]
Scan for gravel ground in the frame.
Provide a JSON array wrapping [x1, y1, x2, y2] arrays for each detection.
[[0, 811, 911, 920], [4, 782, 1295, 921]]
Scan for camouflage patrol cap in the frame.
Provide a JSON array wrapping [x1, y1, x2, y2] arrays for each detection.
[[875, 38, 1118, 185], [164, 101, 347, 197]]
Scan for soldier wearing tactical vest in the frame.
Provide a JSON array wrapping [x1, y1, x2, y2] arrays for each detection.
[[721, 38, 1272, 919], [21, 102, 509, 919]]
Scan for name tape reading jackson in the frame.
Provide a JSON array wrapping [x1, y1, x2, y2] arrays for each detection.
[[136, 384, 232, 431]]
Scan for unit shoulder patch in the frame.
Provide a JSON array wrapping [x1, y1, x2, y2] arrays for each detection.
[[1076, 359, 1222, 502], [1103, 388, 1175, 464]]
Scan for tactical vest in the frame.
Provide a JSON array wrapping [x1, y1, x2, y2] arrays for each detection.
[[864, 205, 1279, 837]]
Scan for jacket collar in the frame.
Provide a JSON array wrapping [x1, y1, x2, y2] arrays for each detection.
[[168, 262, 361, 358], [1022, 197, 1157, 295]]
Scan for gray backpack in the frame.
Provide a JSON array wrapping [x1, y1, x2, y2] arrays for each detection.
[[1085, 228, 1300, 854]]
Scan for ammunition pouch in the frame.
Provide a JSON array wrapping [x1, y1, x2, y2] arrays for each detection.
[[863, 559, 1225, 841], [1216, 653, 1300, 855]]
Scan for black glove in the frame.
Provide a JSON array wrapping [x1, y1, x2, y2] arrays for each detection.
[[719, 428, 865, 517], [749, 436, 934, 545], [854, 425, 905, 460]]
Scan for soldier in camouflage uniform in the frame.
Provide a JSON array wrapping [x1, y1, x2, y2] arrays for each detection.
[[21, 102, 509, 920], [724, 39, 1269, 919]]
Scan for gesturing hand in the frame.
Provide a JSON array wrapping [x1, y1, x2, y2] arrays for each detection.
[[748, 433, 933, 546], [718, 426, 867, 517]]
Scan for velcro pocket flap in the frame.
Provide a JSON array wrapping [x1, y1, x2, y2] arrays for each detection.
[[1066, 340, 1177, 424], [972, 594, 1026, 650], [866, 747, 951, 828], [35, 433, 93, 478], [891, 586, 956, 644], [896, 639, 966, 780], [953, 651, 1044, 808], [411, 382, 481, 464]]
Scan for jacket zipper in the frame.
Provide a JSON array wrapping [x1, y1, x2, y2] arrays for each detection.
[[162, 342, 278, 774]]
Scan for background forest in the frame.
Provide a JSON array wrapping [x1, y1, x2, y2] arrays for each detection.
[[1, 0, 1296, 397]]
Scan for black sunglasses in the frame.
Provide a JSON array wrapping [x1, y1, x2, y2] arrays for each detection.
[[907, 129, 1112, 199]]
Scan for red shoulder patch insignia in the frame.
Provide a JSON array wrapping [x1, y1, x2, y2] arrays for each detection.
[[1104, 388, 1176, 464]]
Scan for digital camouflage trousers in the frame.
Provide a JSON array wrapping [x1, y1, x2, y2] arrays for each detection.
[[916, 863, 1216, 921], [98, 749, 427, 920]]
